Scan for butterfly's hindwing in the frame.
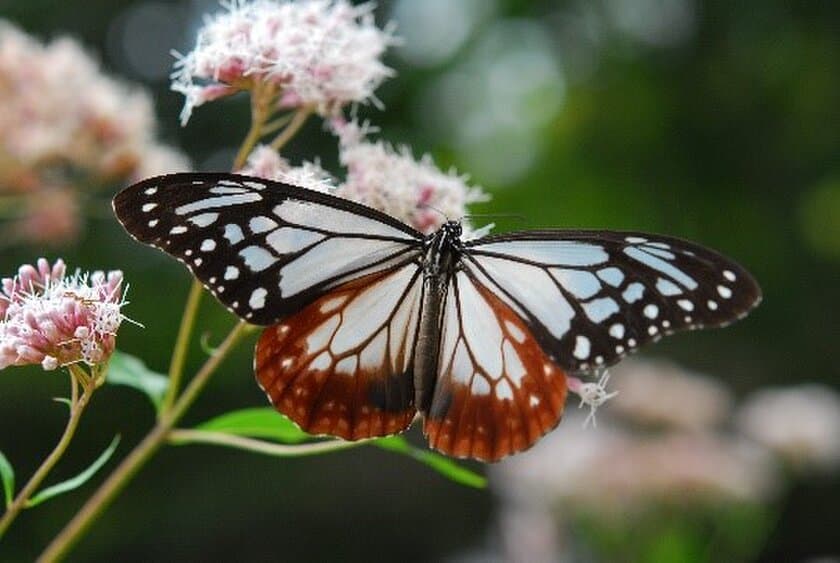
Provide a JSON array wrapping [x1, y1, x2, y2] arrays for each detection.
[[255, 262, 424, 440], [113, 173, 424, 325], [463, 230, 762, 372], [423, 271, 568, 462]]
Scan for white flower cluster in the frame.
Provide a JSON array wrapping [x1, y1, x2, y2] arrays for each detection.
[[736, 385, 840, 471], [333, 120, 488, 234], [0, 21, 189, 246], [238, 122, 488, 235], [172, 0, 397, 124], [0, 259, 127, 371], [240, 145, 335, 192]]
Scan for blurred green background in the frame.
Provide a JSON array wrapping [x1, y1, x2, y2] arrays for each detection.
[[1, 0, 839, 560]]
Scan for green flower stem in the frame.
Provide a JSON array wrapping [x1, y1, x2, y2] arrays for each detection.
[[232, 82, 276, 171], [269, 106, 313, 152], [158, 280, 203, 416], [168, 429, 367, 457], [0, 369, 92, 540], [39, 321, 249, 562]]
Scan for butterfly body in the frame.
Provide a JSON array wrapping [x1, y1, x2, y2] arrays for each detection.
[[415, 220, 462, 414], [114, 173, 761, 461]]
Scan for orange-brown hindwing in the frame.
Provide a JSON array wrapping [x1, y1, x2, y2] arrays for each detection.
[[423, 271, 568, 461], [255, 263, 423, 440]]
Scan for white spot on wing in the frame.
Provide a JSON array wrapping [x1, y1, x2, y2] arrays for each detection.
[[273, 200, 414, 240], [335, 356, 358, 376], [597, 267, 624, 287], [200, 239, 217, 252], [550, 269, 601, 299], [320, 295, 348, 314], [502, 340, 526, 386], [189, 212, 219, 227], [476, 256, 575, 339], [224, 266, 239, 280], [175, 193, 261, 215], [678, 299, 694, 311], [622, 282, 645, 303], [723, 270, 737, 282], [249, 287, 267, 309], [609, 323, 625, 339], [477, 240, 609, 266], [470, 375, 491, 396], [624, 247, 698, 290], [582, 297, 619, 323], [451, 341, 472, 385], [142, 203, 157, 213], [331, 265, 414, 355], [240, 246, 276, 272], [643, 304, 659, 319], [504, 320, 526, 343], [496, 380, 514, 401], [718, 285, 732, 299], [306, 315, 340, 352], [656, 278, 682, 296], [310, 351, 331, 371], [457, 272, 503, 379], [249, 216, 278, 234], [573, 335, 590, 360], [224, 224, 245, 245], [266, 227, 325, 254], [170, 226, 188, 235], [280, 238, 409, 297]]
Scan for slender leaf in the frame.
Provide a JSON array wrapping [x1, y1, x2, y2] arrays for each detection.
[[195, 408, 310, 444], [25, 436, 120, 508], [375, 436, 487, 489], [106, 350, 168, 412], [0, 450, 14, 508]]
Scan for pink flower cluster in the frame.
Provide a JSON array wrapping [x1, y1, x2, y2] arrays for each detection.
[[171, 0, 397, 124], [238, 122, 488, 235], [0, 259, 126, 371], [0, 21, 189, 246], [333, 120, 488, 235]]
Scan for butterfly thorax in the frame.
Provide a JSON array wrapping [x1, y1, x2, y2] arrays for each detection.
[[415, 220, 463, 412]]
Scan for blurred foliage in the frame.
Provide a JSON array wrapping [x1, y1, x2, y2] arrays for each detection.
[[1, 0, 839, 561]]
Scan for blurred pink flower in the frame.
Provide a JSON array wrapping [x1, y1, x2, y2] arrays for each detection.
[[609, 358, 734, 431], [493, 413, 778, 519], [0, 21, 189, 246], [0, 258, 127, 371], [172, 0, 398, 124], [736, 385, 840, 472], [332, 119, 488, 234]]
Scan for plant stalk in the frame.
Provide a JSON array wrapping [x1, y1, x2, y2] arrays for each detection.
[[0, 371, 92, 539], [38, 322, 248, 562], [158, 280, 203, 416]]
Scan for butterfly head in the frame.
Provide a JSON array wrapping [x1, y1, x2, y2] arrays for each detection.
[[442, 220, 463, 242]]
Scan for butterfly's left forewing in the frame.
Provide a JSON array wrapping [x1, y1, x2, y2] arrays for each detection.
[[462, 230, 762, 373], [113, 173, 424, 325]]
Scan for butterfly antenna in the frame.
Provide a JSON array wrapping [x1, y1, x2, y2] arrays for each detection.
[[462, 213, 528, 222], [419, 203, 450, 221]]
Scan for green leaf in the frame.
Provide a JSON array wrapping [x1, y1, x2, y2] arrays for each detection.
[[193, 409, 485, 489], [375, 436, 487, 489], [106, 350, 168, 412], [0, 450, 14, 508], [25, 436, 120, 508], [195, 408, 310, 444]]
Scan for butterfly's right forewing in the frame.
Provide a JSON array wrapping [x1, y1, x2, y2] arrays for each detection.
[[113, 173, 424, 325]]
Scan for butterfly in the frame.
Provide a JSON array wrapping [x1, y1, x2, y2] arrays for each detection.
[[113, 173, 761, 461]]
